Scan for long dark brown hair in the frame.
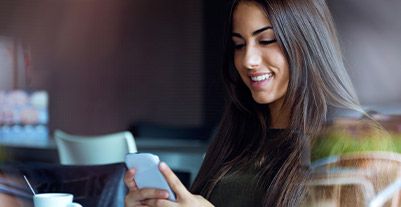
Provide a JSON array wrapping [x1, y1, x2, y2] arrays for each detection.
[[191, 0, 362, 206]]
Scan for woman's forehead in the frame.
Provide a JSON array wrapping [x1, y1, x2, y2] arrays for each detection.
[[232, 1, 272, 33]]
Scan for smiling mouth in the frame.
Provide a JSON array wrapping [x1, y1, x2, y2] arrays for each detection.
[[250, 73, 273, 82]]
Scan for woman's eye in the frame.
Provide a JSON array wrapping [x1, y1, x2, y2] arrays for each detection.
[[260, 39, 277, 45], [234, 44, 245, 50]]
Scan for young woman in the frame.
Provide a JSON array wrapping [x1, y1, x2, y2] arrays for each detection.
[[125, 0, 366, 206]]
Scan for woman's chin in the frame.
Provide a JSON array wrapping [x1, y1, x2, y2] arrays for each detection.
[[251, 94, 272, 104]]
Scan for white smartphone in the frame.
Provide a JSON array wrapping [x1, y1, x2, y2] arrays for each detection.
[[125, 153, 176, 201]]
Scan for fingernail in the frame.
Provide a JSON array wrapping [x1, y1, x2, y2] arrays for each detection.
[[159, 191, 168, 197], [160, 162, 168, 169]]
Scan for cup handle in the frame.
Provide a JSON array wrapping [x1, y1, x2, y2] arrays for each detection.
[[68, 202, 82, 207]]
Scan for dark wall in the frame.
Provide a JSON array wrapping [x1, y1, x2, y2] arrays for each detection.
[[202, 0, 226, 128], [328, 0, 401, 107], [0, 0, 205, 135]]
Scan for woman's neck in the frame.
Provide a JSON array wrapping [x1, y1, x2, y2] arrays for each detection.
[[269, 98, 290, 129]]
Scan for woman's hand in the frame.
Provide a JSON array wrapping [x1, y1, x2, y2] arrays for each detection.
[[124, 168, 170, 207], [142, 162, 214, 207], [124, 162, 214, 207]]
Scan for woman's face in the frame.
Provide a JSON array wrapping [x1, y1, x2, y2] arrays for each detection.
[[232, 1, 289, 108]]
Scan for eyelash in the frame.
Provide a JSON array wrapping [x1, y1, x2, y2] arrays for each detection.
[[233, 39, 277, 50], [260, 39, 277, 45], [234, 44, 245, 50]]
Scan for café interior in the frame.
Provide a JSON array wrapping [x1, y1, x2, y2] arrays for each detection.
[[0, 0, 401, 206]]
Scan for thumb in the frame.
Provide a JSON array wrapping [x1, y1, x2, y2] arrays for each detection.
[[159, 162, 190, 198]]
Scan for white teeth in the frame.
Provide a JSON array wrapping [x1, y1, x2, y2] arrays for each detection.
[[250, 73, 273, 82]]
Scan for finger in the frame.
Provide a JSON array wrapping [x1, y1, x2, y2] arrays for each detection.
[[159, 162, 189, 197], [124, 168, 138, 191], [132, 188, 170, 201], [124, 191, 143, 207], [143, 198, 176, 207]]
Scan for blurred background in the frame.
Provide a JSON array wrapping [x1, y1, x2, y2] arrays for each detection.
[[0, 0, 208, 136], [329, 0, 401, 113], [0, 0, 400, 142]]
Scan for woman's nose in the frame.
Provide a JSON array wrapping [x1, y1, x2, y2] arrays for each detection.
[[244, 47, 261, 69]]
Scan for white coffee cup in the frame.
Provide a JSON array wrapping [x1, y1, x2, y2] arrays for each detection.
[[33, 193, 82, 207]]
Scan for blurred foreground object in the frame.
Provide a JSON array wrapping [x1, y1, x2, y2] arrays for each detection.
[[312, 115, 399, 160], [307, 113, 401, 206], [306, 151, 401, 207]]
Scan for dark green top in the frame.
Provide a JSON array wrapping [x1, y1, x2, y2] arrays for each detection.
[[208, 129, 289, 207], [208, 167, 264, 207]]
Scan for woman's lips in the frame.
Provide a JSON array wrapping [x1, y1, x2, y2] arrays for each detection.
[[250, 73, 272, 81], [248, 72, 273, 90]]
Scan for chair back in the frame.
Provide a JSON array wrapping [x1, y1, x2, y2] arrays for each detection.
[[312, 152, 401, 192], [55, 130, 137, 165], [310, 151, 401, 207], [306, 168, 375, 207]]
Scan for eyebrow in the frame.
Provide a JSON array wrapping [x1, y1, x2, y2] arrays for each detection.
[[231, 26, 273, 38]]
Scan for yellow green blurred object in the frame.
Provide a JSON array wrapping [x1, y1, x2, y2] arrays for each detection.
[[311, 118, 398, 161]]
